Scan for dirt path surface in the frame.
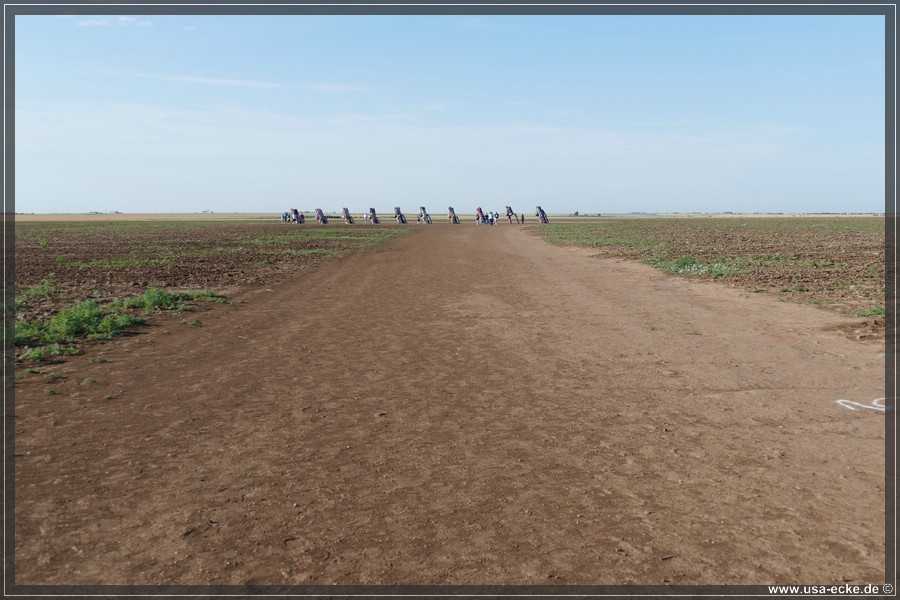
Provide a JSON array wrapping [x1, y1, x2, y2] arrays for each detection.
[[14, 224, 886, 586]]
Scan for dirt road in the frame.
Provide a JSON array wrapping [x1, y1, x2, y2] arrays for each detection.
[[14, 223, 886, 586]]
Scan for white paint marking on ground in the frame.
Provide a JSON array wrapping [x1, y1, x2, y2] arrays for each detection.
[[836, 397, 886, 412]]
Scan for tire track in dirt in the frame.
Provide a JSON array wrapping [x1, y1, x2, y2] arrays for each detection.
[[14, 224, 885, 585]]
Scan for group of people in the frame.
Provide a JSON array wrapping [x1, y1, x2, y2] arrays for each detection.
[[475, 207, 524, 226], [281, 209, 305, 223]]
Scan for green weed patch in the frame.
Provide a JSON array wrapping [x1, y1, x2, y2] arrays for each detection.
[[14, 287, 225, 362], [18, 279, 56, 299], [75, 258, 173, 269], [642, 256, 746, 278]]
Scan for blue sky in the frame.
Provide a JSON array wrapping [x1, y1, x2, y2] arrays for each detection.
[[14, 13, 886, 214]]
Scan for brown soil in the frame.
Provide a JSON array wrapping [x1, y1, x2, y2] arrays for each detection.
[[537, 218, 885, 336], [14, 224, 886, 586], [14, 222, 395, 325]]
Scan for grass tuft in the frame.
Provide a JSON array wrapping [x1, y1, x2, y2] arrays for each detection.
[[124, 288, 192, 312], [43, 300, 144, 342], [17, 280, 56, 300], [643, 256, 745, 278]]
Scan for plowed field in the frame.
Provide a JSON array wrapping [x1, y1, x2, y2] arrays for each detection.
[[14, 220, 408, 323]]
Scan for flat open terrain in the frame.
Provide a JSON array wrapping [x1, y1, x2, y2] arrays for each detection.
[[539, 217, 885, 325], [13, 219, 886, 586]]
